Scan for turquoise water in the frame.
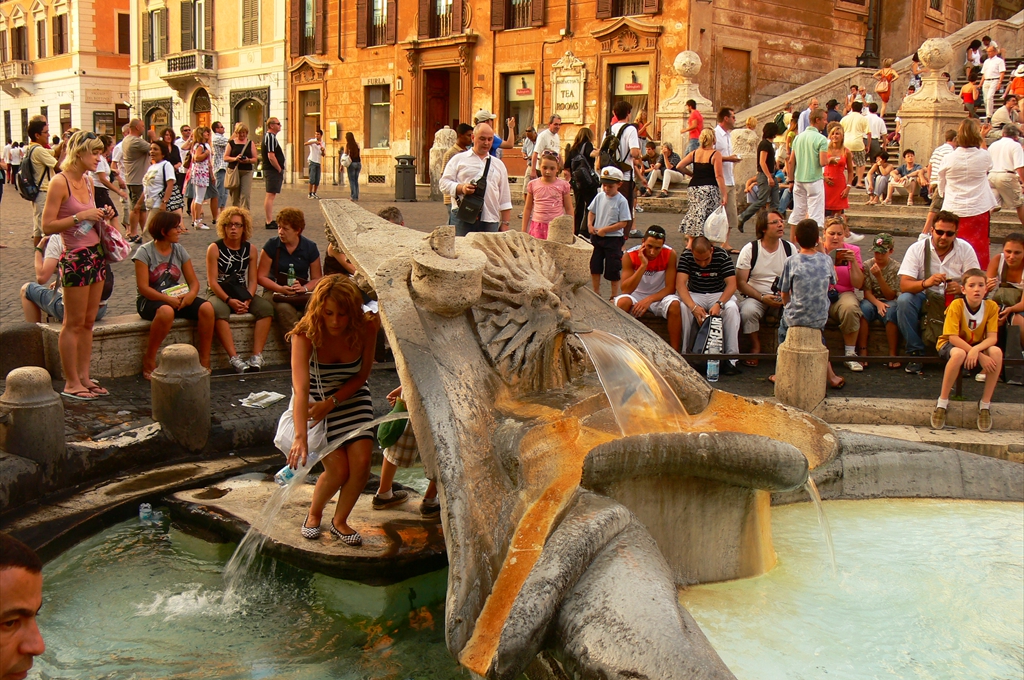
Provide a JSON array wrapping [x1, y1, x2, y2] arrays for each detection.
[[29, 517, 466, 680], [681, 499, 1024, 680]]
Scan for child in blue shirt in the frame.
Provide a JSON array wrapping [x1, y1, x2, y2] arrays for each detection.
[[588, 166, 632, 298]]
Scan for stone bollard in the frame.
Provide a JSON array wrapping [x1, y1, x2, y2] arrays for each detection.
[[0, 367, 66, 480], [151, 344, 210, 451], [774, 326, 828, 413]]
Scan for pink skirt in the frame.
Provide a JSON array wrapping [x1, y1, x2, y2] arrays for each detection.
[[528, 220, 549, 240], [958, 211, 990, 270]]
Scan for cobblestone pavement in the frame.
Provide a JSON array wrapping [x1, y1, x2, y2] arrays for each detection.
[[2, 182, 1018, 403]]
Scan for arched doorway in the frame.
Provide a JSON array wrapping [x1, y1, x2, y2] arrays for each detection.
[[234, 98, 264, 139], [142, 98, 173, 136], [192, 88, 212, 128]]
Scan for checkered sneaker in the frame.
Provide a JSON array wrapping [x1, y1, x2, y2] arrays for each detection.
[[383, 420, 419, 468]]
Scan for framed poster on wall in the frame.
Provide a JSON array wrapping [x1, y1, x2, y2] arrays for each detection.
[[93, 111, 116, 136]]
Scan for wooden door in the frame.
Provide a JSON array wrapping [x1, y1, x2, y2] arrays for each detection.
[[719, 48, 751, 111], [423, 70, 451, 165]]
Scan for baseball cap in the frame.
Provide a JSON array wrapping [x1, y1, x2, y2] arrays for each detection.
[[474, 109, 498, 123], [872, 233, 894, 253], [599, 166, 624, 183], [645, 225, 666, 240]]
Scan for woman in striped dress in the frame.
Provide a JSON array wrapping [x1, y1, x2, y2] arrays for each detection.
[[286, 275, 379, 546]]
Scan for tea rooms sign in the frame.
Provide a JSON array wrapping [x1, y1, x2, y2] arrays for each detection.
[[550, 51, 586, 125]]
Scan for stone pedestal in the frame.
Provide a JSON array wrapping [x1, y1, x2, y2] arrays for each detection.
[[656, 51, 714, 148], [151, 344, 210, 451], [428, 126, 458, 202], [0, 367, 65, 479], [410, 226, 486, 316], [898, 38, 965, 168], [774, 326, 828, 412]]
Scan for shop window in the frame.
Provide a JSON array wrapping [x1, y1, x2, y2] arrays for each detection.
[[610, 64, 649, 126], [502, 73, 535, 144], [366, 85, 390, 148], [52, 14, 67, 55]]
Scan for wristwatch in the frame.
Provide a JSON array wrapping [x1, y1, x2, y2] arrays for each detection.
[[329, 394, 341, 407], [72, 213, 81, 225]]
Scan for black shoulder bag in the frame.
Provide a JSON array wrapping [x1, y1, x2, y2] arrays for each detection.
[[455, 156, 491, 224]]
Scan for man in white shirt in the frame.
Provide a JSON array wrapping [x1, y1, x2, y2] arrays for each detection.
[[520, 126, 536, 188], [734, 209, 794, 359], [211, 121, 229, 208], [866, 103, 887, 161], [988, 95, 1019, 136], [980, 45, 1006, 119], [111, 125, 131, 230], [599, 100, 642, 226], [439, 123, 513, 236], [304, 129, 325, 199], [896, 211, 981, 372], [530, 115, 562, 180], [2, 139, 10, 183], [797, 98, 819, 134], [922, 129, 957, 236], [714, 107, 742, 252], [840, 102, 872, 188], [987, 123, 1024, 224]]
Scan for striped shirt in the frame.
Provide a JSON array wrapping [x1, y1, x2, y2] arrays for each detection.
[[309, 353, 374, 445], [677, 247, 736, 295], [927, 143, 954, 185]]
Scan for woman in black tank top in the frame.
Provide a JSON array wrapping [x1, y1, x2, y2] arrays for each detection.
[[675, 129, 727, 249]]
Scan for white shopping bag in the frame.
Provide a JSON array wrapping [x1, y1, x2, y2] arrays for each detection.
[[704, 206, 729, 243]]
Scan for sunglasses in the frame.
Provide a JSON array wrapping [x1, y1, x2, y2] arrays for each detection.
[[540, 150, 559, 157], [934, 229, 956, 237]]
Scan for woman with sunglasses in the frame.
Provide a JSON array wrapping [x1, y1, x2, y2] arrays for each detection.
[[41, 131, 115, 401]]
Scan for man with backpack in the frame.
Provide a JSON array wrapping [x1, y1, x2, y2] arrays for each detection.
[[18, 116, 59, 247], [734, 209, 795, 363], [598, 101, 642, 230]]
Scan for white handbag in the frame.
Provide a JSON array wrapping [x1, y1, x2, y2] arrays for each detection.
[[341, 153, 352, 169], [273, 348, 330, 457]]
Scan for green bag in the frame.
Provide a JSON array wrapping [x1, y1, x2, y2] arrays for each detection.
[[377, 398, 409, 450]]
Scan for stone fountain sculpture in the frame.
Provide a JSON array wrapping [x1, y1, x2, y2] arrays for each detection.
[[898, 38, 968, 165], [321, 201, 1022, 680]]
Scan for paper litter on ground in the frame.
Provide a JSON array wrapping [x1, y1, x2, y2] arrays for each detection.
[[240, 391, 287, 408]]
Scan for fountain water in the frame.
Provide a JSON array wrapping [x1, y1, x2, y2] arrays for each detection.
[[804, 478, 837, 576]]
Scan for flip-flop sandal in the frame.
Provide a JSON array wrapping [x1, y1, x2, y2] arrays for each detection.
[[743, 359, 759, 367], [887, 362, 902, 369], [87, 385, 109, 396], [728, 249, 741, 255], [330, 523, 362, 546], [61, 389, 98, 401], [301, 515, 321, 540], [829, 377, 846, 390]]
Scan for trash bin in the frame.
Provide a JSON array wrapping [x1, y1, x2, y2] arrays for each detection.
[[395, 155, 417, 202]]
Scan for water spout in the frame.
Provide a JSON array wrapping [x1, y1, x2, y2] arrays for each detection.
[[804, 478, 837, 577], [574, 329, 689, 436]]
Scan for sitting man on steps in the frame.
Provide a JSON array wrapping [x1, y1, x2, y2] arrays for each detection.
[[896, 210, 980, 374], [614, 225, 683, 351], [734, 209, 794, 365], [676, 236, 742, 374], [645, 143, 684, 197]]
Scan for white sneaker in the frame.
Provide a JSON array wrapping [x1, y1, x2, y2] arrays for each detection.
[[845, 232, 865, 243], [247, 353, 265, 372], [975, 372, 987, 383], [845, 359, 864, 372], [198, 222, 210, 230], [229, 355, 248, 374]]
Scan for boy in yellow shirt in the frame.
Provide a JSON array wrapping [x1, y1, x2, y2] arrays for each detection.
[[931, 269, 1003, 432]]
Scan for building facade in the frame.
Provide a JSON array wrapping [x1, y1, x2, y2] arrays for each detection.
[[285, 0, 1006, 186], [129, 0, 288, 165], [0, 0, 131, 143]]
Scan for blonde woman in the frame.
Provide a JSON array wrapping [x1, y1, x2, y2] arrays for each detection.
[[675, 128, 726, 249], [186, 126, 217, 229], [205, 207, 276, 373], [41, 131, 114, 400], [286, 276, 379, 545], [873, 58, 899, 116], [223, 122, 257, 209], [823, 122, 853, 215]]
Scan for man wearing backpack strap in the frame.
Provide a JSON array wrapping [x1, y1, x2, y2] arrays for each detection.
[[23, 117, 59, 247], [598, 101, 642, 229], [734, 209, 795, 364]]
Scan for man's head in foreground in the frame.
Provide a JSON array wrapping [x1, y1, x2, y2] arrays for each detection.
[[0, 533, 45, 680]]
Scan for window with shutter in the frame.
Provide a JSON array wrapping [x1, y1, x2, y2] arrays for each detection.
[[311, 0, 323, 54], [204, 0, 213, 50], [318, 0, 327, 53], [355, 0, 368, 47], [595, 0, 612, 19], [530, 0, 544, 26], [491, 0, 507, 30], [242, 0, 259, 46], [142, 11, 152, 61], [0, 31, 8, 64], [118, 13, 131, 54], [37, 19, 45, 59], [451, 0, 462, 35], [181, 1, 194, 51], [640, 0, 658, 14], [290, 0, 303, 56], [159, 10, 168, 58], [417, 0, 430, 38]]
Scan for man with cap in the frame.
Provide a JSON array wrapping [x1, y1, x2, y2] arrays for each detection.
[[473, 110, 516, 157], [615, 225, 683, 351], [987, 123, 1024, 224], [439, 123, 513, 236], [860, 232, 903, 367], [825, 99, 843, 124]]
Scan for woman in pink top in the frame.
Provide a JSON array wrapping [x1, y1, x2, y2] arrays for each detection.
[[823, 217, 867, 372], [42, 131, 115, 400], [521, 151, 571, 239]]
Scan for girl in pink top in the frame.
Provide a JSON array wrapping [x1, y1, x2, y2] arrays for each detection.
[[42, 131, 115, 401], [522, 151, 571, 239]]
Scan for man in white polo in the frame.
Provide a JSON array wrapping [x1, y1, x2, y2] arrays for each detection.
[[987, 123, 1024, 224], [439, 123, 513, 236], [530, 115, 562, 180], [786, 108, 829, 233], [980, 44, 1006, 119]]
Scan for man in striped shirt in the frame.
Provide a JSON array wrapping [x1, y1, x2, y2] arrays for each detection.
[[676, 236, 741, 374], [922, 130, 957, 236]]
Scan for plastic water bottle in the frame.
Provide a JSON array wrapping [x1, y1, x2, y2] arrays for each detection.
[[275, 450, 322, 486], [139, 503, 153, 522], [706, 358, 719, 382], [705, 314, 723, 383], [287, 264, 296, 287]]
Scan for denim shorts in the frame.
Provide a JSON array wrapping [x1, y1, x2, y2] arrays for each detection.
[[308, 162, 321, 186], [24, 283, 108, 322]]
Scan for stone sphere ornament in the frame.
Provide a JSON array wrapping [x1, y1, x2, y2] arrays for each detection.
[[674, 51, 702, 80], [918, 38, 954, 72]]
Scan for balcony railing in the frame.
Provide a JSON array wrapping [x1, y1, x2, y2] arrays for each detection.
[[370, 15, 387, 46], [433, 0, 453, 38], [510, 0, 532, 29], [614, 0, 643, 16], [164, 50, 216, 76], [0, 60, 33, 81]]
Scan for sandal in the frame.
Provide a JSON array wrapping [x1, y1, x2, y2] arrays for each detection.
[[886, 361, 902, 369], [330, 523, 362, 546], [829, 376, 846, 390], [61, 389, 98, 401], [85, 382, 109, 396], [658, 190, 670, 198], [301, 515, 321, 540], [742, 359, 759, 367]]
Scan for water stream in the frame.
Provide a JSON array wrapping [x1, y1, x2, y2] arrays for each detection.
[[804, 478, 837, 576], [222, 411, 411, 593]]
